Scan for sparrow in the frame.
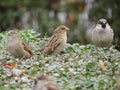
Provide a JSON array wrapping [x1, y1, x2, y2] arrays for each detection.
[[92, 19, 114, 47], [117, 70, 120, 90], [40, 25, 69, 55], [32, 74, 61, 90], [7, 30, 33, 59]]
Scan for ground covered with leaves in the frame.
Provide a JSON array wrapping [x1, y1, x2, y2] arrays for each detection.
[[0, 30, 120, 90]]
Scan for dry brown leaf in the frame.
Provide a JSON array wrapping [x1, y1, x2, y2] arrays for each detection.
[[3, 63, 16, 68], [21, 68, 27, 73], [99, 60, 107, 71]]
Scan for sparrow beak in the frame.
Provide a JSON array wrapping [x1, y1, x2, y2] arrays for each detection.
[[66, 28, 70, 31], [32, 77, 38, 81]]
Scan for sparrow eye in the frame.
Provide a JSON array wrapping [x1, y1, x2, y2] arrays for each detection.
[[61, 27, 65, 30]]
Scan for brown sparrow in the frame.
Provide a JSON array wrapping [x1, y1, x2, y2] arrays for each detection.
[[92, 19, 114, 47], [40, 25, 69, 55], [7, 30, 33, 59], [32, 74, 61, 90]]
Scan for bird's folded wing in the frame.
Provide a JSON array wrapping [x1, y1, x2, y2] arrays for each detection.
[[22, 41, 33, 55], [40, 35, 62, 54], [46, 83, 60, 90]]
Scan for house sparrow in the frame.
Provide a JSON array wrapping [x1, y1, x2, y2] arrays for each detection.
[[117, 70, 120, 90], [7, 30, 33, 59], [32, 74, 61, 90], [92, 19, 114, 47], [40, 25, 69, 55]]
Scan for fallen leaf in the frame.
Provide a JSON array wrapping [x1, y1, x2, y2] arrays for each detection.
[[21, 68, 27, 73], [99, 60, 107, 71], [3, 63, 15, 68]]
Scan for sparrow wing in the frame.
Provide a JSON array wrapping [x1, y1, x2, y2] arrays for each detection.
[[40, 35, 62, 55], [46, 82, 60, 90], [22, 41, 33, 55]]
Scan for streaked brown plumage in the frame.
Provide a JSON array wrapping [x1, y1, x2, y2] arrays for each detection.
[[92, 19, 114, 47], [7, 30, 33, 59], [32, 74, 61, 90], [40, 25, 69, 55]]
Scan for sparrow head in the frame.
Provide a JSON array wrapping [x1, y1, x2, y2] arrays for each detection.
[[54, 25, 69, 34], [97, 19, 108, 29], [7, 30, 18, 37], [33, 73, 49, 82]]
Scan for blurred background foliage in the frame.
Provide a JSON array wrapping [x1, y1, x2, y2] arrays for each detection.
[[0, 0, 120, 49]]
